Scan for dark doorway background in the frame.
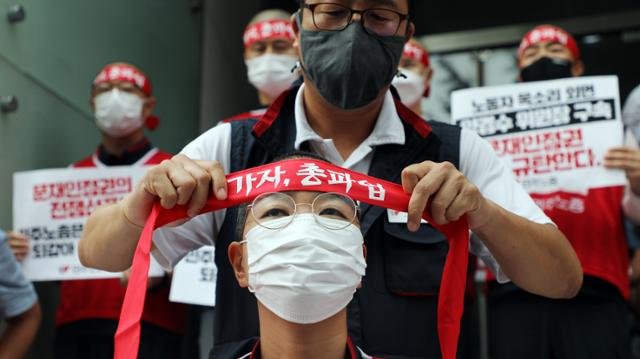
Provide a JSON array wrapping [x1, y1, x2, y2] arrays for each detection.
[[256, 0, 640, 102], [258, 0, 640, 36]]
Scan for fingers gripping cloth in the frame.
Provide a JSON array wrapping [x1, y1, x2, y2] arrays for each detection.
[[114, 159, 470, 359]]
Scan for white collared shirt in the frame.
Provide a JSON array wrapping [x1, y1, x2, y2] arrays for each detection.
[[152, 85, 553, 284], [293, 84, 405, 174]]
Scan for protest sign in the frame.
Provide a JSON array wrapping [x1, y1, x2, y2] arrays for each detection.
[[170, 246, 217, 306], [13, 167, 164, 281], [451, 76, 626, 193], [116, 159, 471, 359]]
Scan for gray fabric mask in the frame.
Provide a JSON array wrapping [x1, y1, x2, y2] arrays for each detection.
[[298, 14, 405, 110]]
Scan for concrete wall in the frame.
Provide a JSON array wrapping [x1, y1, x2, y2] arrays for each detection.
[[0, 2, 202, 357]]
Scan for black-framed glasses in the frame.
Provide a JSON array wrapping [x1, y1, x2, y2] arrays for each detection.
[[303, 2, 409, 37], [247, 192, 359, 230]]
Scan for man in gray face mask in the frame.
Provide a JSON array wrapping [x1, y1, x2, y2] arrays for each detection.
[[296, 2, 406, 109], [78, 1, 583, 358]]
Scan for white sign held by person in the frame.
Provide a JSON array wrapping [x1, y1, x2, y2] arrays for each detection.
[[13, 167, 164, 281], [451, 76, 626, 193], [170, 246, 217, 307]]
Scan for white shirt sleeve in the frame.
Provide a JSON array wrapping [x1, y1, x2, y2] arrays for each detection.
[[460, 128, 554, 283], [151, 123, 232, 270]]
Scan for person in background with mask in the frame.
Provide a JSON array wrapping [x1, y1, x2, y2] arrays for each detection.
[[225, 9, 299, 122], [392, 38, 432, 117], [78, 2, 583, 358], [7, 62, 188, 359], [0, 228, 41, 358], [486, 25, 640, 359], [518, 24, 584, 82]]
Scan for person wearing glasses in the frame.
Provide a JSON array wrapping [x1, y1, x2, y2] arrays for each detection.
[[228, 185, 378, 358], [79, 2, 582, 358]]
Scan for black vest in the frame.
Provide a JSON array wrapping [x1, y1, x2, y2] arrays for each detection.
[[211, 87, 462, 359]]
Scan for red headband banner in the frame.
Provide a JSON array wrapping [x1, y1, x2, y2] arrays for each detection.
[[403, 41, 430, 68], [93, 64, 152, 97], [114, 159, 470, 359], [243, 19, 295, 48], [518, 25, 580, 62]]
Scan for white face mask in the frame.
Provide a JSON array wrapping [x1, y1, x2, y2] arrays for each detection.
[[245, 54, 299, 101], [94, 89, 145, 138], [392, 68, 426, 108], [243, 213, 366, 324]]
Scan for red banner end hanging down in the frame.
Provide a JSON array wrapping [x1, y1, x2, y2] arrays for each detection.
[[114, 158, 470, 359]]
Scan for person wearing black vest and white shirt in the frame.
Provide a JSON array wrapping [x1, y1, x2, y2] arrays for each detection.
[[78, 1, 583, 358]]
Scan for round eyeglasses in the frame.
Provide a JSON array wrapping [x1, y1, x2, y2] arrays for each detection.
[[248, 192, 359, 230]]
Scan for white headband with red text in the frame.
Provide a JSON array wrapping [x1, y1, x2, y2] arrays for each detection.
[[518, 25, 580, 62], [93, 64, 152, 97], [243, 19, 295, 48], [403, 41, 430, 68]]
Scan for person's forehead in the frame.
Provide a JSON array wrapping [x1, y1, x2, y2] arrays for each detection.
[[255, 191, 353, 203], [250, 37, 294, 47], [400, 55, 421, 66], [312, 0, 408, 11], [96, 79, 136, 87], [524, 41, 570, 52], [281, 191, 322, 201], [93, 79, 146, 97]]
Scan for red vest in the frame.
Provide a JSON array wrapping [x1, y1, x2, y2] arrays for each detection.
[[55, 148, 187, 333], [223, 108, 267, 123], [480, 186, 629, 299], [530, 186, 629, 299]]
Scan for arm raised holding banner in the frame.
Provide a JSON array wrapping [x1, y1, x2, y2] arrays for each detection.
[[605, 145, 640, 223], [79, 155, 228, 272], [402, 159, 582, 299], [6, 231, 29, 262], [80, 153, 582, 299]]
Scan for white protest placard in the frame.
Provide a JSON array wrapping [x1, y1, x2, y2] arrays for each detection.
[[13, 167, 164, 281], [451, 76, 626, 193], [169, 246, 217, 307]]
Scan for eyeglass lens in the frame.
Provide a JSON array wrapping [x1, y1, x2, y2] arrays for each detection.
[[250, 192, 357, 230], [310, 3, 402, 36]]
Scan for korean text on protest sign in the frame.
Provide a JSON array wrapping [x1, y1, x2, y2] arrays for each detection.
[[451, 76, 626, 194], [13, 167, 164, 281]]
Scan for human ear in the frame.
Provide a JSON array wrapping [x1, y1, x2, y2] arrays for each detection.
[[291, 13, 300, 49], [228, 242, 249, 288], [572, 60, 585, 77], [423, 68, 432, 97], [357, 244, 367, 289], [405, 22, 415, 42], [142, 96, 156, 118]]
